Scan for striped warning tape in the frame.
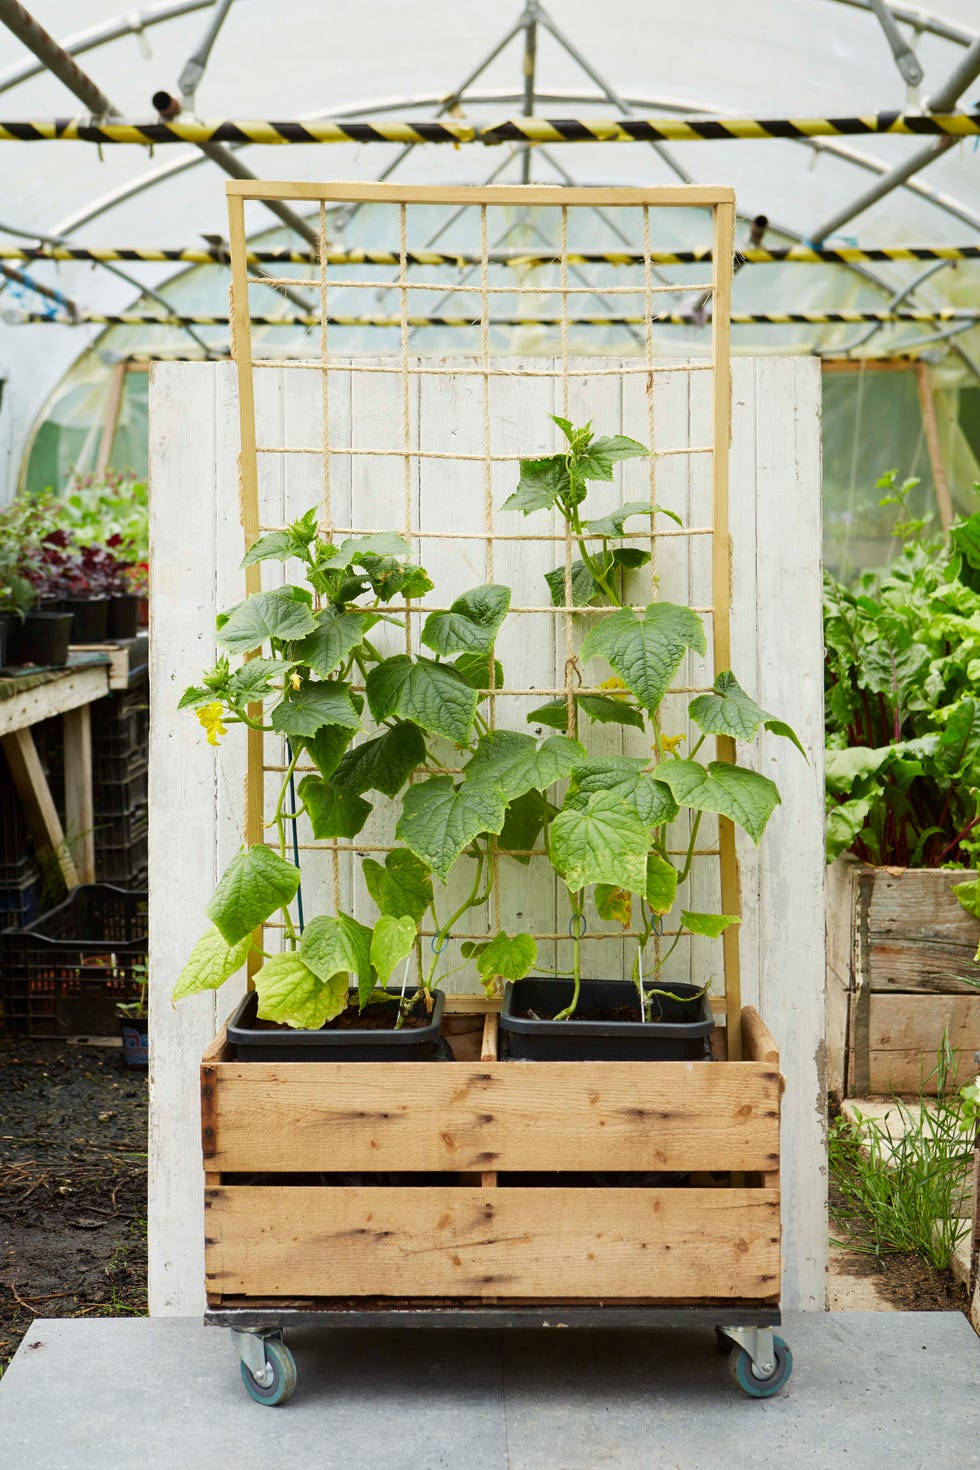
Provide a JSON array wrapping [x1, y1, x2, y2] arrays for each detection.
[[3, 244, 980, 266], [15, 309, 980, 328], [0, 111, 979, 146]]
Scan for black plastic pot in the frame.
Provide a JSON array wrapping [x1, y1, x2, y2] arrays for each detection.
[[107, 594, 140, 641], [59, 596, 109, 644], [227, 986, 446, 1062], [500, 977, 714, 1061], [15, 610, 72, 668]]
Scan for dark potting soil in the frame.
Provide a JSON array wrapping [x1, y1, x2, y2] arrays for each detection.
[[518, 1003, 645, 1023], [0, 1037, 147, 1374], [250, 1000, 432, 1033]]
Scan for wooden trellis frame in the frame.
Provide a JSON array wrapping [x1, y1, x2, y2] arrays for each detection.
[[224, 180, 744, 1053]]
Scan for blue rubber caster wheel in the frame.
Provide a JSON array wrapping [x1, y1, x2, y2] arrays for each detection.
[[729, 1336, 792, 1398], [240, 1337, 297, 1406]]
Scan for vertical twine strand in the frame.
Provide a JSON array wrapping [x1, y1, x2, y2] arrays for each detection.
[[319, 204, 340, 914], [642, 205, 662, 974], [560, 206, 575, 738], [400, 203, 413, 658], [480, 205, 502, 940]]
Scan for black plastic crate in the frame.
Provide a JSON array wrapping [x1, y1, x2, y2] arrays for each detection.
[[94, 832, 148, 884], [92, 757, 148, 809], [94, 806, 148, 848], [0, 878, 41, 931], [0, 883, 147, 1037], [0, 767, 37, 886]]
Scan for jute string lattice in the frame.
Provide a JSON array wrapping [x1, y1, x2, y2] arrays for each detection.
[[225, 181, 741, 1046]]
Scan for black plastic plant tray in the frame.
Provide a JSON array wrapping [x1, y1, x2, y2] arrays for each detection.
[[93, 765, 148, 815], [500, 977, 714, 1061], [93, 806, 148, 847], [227, 987, 447, 1062]]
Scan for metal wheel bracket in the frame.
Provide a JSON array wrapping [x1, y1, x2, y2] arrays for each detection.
[[719, 1325, 776, 1378], [233, 1327, 280, 1387]]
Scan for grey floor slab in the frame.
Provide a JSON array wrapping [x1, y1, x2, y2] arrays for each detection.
[[0, 1312, 977, 1470]]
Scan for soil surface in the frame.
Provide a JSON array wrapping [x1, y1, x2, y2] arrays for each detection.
[[0, 1038, 147, 1375]]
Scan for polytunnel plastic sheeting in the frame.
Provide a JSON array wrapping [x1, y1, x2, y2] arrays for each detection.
[[2, 0, 980, 510]]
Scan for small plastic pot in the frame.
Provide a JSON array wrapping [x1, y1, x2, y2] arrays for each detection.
[[16, 610, 72, 668], [227, 986, 446, 1062], [500, 977, 714, 1061], [107, 594, 140, 641], [60, 596, 109, 644], [116, 1009, 148, 1068]]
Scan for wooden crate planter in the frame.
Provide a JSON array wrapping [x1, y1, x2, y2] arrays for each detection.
[[827, 855, 980, 1097], [201, 999, 782, 1310]]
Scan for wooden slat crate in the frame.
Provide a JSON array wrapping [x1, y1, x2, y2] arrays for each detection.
[[202, 1000, 782, 1309]]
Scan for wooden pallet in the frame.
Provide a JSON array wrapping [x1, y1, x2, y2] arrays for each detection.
[[201, 1000, 782, 1310]]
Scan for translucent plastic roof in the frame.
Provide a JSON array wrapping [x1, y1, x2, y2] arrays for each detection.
[[2, 0, 980, 484]]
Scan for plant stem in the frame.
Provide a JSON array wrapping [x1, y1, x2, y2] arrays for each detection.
[[678, 810, 704, 884], [554, 888, 584, 1020], [426, 851, 486, 986], [274, 747, 302, 947]]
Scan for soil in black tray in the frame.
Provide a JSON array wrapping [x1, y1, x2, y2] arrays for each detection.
[[250, 1000, 432, 1033], [518, 1003, 648, 1023]]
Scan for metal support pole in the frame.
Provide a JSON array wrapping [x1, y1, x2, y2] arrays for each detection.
[[868, 0, 924, 87], [810, 35, 980, 243], [520, 1, 539, 185], [179, 0, 235, 111]]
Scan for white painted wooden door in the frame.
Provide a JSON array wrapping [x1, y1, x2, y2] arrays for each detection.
[[148, 357, 825, 1315]]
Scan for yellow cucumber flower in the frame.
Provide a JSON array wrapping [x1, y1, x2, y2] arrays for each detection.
[[598, 676, 628, 699], [197, 701, 227, 746], [659, 732, 687, 755]]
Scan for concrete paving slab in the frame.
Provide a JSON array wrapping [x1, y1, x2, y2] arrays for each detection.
[[0, 1312, 977, 1470]]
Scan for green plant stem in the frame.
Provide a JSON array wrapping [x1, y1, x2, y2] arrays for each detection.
[[554, 888, 584, 1020], [678, 810, 704, 884], [567, 504, 622, 606], [274, 747, 302, 947], [425, 851, 487, 985]]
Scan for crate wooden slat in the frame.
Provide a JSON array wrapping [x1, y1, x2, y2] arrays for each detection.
[[203, 1058, 780, 1175], [205, 1185, 780, 1301]]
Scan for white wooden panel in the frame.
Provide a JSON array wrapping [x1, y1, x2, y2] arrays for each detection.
[[148, 356, 825, 1316]]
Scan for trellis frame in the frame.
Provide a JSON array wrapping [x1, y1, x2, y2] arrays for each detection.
[[224, 179, 744, 1052]]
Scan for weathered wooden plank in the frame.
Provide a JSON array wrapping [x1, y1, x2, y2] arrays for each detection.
[[865, 993, 980, 1092], [205, 1185, 779, 1300], [63, 704, 94, 884], [1, 727, 78, 887], [866, 867, 980, 994], [207, 1058, 780, 1173], [741, 1007, 779, 1065], [825, 854, 857, 1098], [0, 663, 109, 737]]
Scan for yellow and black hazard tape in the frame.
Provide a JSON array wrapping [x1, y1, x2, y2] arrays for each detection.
[[1, 111, 980, 146], [4, 243, 980, 267], [16, 309, 980, 328]]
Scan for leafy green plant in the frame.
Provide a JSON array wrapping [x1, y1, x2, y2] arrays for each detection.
[[0, 490, 50, 619], [824, 491, 980, 906], [464, 415, 803, 1019], [829, 1041, 974, 1271], [54, 471, 149, 564]]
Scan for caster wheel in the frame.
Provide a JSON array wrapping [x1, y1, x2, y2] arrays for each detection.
[[240, 1337, 297, 1406], [729, 1336, 792, 1398]]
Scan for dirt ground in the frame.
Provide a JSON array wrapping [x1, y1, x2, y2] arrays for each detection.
[[0, 1039, 973, 1374], [0, 1038, 147, 1374]]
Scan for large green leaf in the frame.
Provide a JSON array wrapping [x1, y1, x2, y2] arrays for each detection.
[[464, 731, 586, 804], [421, 584, 511, 657], [271, 681, 361, 738], [952, 873, 980, 921], [578, 434, 648, 477], [576, 693, 644, 730], [549, 790, 650, 893], [332, 723, 426, 798], [226, 657, 289, 706], [292, 609, 368, 678], [580, 603, 706, 712], [454, 651, 504, 692], [366, 656, 477, 744], [937, 698, 980, 778], [370, 915, 417, 987], [565, 756, 678, 827], [206, 846, 300, 945], [681, 911, 740, 938], [595, 884, 632, 925], [526, 698, 572, 731], [502, 456, 569, 514], [253, 952, 347, 1030], [362, 850, 433, 922], [295, 724, 355, 779], [825, 795, 873, 861], [824, 746, 894, 796], [543, 559, 610, 608], [298, 774, 372, 839], [583, 500, 681, 537], [396, 775, 506, 880], [216, 589, 318, 653], [300, 913, 373, 988], [689, 671, 805, 757], [645, 855, 679, 914], [338, 532, 411, 565], [172, 928, 252, 1000], [498, 789, 556, 864], [654, 760, 780, 845], [240, 511, 318, 567]]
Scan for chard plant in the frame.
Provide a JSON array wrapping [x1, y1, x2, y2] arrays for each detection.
[[824, 487, 980, 919], [462, 415, 805, 1019]]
